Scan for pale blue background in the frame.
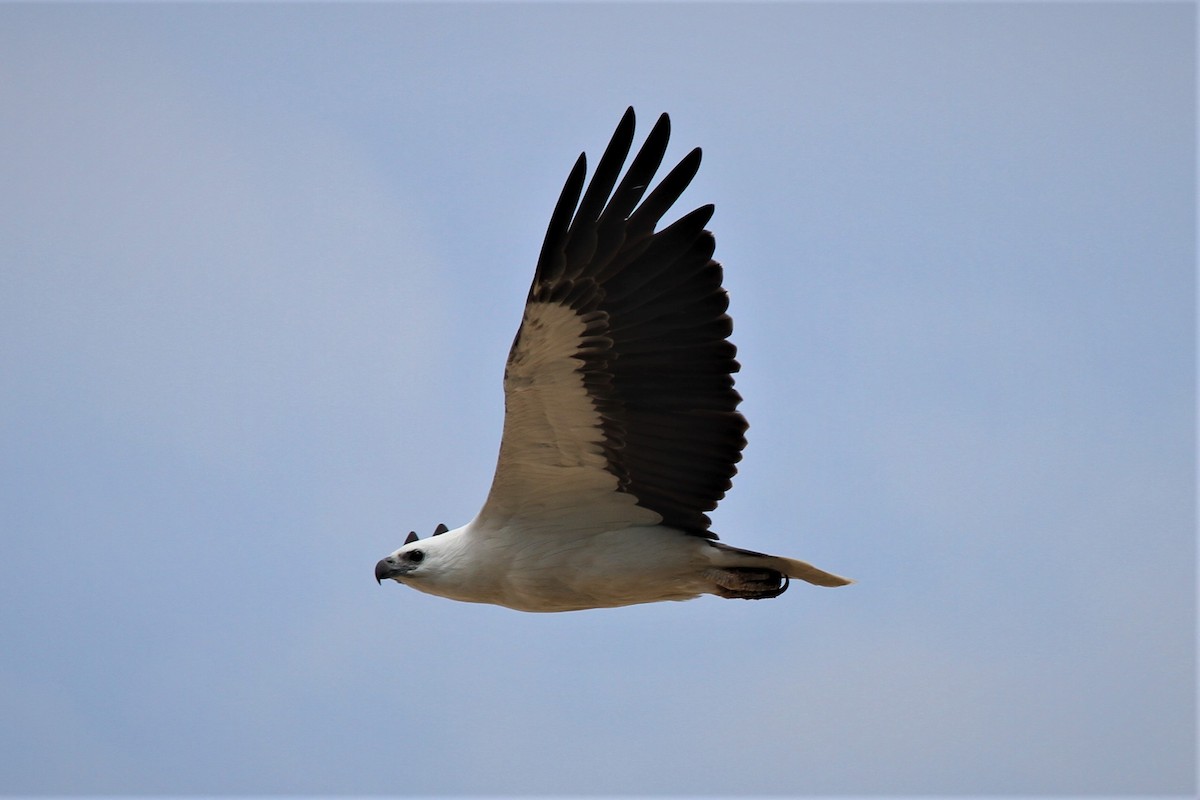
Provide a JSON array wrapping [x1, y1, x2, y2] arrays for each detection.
[[1, 2, 1194, 796]]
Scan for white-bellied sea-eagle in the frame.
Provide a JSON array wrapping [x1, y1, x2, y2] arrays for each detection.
[[374, 109, 851, 611]]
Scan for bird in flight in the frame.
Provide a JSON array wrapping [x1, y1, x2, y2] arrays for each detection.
[[375, 108, 850, 611]]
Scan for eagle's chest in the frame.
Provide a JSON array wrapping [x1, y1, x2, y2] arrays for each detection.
[[420, 526, 709, 612]]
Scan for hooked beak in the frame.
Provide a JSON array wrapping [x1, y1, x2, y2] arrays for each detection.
[[375, 556, 405, 584]]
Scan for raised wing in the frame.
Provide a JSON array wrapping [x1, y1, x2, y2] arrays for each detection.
[[476, 108, 747, 538]]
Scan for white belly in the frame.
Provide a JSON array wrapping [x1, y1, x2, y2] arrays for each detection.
[[417, 525, 713, 612]]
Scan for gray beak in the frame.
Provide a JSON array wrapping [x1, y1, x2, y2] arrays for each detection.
[[375, 556, 402, 584]]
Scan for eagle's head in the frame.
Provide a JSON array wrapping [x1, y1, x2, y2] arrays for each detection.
[[374, 523, 454, 585]]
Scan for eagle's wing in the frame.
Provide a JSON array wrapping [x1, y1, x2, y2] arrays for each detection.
[[475, 108, 747, 538]]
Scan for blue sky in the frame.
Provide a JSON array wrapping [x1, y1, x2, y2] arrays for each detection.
[[1, 2, 1194, 796]]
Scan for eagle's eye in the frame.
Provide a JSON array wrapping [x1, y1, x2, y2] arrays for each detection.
[[407, 550, 425, 564]]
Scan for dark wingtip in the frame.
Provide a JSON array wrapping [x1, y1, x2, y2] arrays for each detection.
[[433, 523, 449, 536], [404, 531, 419, 545]]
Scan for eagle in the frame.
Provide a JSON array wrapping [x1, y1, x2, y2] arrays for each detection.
[[375, 108, 850, 611]]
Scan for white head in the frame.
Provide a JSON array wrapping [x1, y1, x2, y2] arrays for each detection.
[[374, 523, 460, 590]]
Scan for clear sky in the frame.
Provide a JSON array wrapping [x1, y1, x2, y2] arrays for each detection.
[[1, 2, 1194, 796]]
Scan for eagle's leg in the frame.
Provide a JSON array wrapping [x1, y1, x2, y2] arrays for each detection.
[[705, 568, 790, 600]]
